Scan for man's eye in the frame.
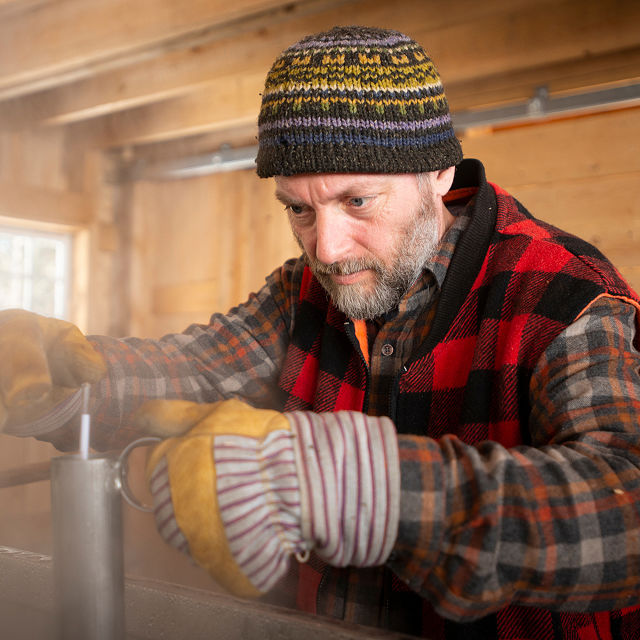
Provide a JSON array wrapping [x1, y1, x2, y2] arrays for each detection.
[[287, 204, 305, 215], [348, 196, 370, 208]]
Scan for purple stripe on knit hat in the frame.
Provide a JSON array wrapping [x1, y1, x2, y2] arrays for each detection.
[[289, 34, 411, 51], [259, 113, 452, 134]]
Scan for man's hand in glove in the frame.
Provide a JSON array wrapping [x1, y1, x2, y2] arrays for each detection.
[[140, 398, 400, 598], [0, 309, 106, 435]]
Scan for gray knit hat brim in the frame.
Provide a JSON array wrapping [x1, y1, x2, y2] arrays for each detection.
[[257, 134, 463, 177]]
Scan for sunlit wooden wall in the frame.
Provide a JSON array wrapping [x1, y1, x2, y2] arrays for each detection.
[[129, 171, 299, 337], [463, 108, 640, 291]]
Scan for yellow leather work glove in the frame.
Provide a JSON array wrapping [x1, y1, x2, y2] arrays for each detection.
[[0, 309, 106, 434], [141, 398, 302, 598], [140, 398, 401, 599]]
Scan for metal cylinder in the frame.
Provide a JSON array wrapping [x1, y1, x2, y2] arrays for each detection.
[[51, 454, 125, 640]]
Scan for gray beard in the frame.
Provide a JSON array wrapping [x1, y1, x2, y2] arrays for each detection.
[[298, 199, 441, 320]]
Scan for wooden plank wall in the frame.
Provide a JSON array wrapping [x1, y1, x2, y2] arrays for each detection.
[[461, 107, 640, 292], [130, 170, 299, 337]]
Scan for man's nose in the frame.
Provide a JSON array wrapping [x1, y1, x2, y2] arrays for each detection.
[[314, 209, 351, 265]]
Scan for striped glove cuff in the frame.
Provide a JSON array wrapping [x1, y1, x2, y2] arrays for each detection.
[[288, 411, 400, 567]]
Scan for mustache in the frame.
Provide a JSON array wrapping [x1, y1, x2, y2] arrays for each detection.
[[306, 256, 382, 277]]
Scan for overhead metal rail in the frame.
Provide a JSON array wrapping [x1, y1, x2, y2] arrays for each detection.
[[452, 83, 640, 129], [133, 82, 640, 181]]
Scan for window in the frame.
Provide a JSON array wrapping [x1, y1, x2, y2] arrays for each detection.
[[0, 225, 72, 319]]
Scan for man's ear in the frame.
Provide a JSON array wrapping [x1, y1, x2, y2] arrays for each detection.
[[432, 166, 456, 198]]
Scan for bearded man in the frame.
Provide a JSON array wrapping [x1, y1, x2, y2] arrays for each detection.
[[2, 26, 640, 640]]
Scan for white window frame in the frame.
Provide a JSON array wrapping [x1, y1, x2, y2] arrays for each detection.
[[0, 222, 74, 320]]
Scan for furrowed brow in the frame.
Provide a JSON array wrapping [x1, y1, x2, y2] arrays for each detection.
[[275, 191, 311, 211], [275, 190, 296, 206]]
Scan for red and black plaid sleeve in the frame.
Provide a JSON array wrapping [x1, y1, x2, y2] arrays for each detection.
[[390, 296, 640, 621]]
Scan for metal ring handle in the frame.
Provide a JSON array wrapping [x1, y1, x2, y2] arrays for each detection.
[[117, 436, 162, 512]]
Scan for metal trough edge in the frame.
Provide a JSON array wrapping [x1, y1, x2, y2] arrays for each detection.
[[0, 546, 417, 639]]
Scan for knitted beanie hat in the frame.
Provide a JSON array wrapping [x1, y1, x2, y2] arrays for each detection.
[[256, 25, 462, 178]]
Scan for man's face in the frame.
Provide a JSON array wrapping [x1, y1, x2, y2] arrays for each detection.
[[274, 173, 445, 319]]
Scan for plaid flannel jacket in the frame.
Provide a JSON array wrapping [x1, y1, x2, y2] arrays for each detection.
[[273, 160, 640, 638], [44, 160, 640, 639]]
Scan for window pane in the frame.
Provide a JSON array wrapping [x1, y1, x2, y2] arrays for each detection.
[[0, 227, 71, 319]]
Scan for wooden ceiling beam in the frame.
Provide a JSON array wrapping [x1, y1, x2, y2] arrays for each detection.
[[1, 0, 638, 133], [0, 0, 350, 125], [407, 0, 640, 85], [0, 0, 45, 14], [1, 0, 538, 102], [66, 74, 263, 149], [4, 0, 638, 151], [446, 46, 640, 112], [0, 0, 312, 98]]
